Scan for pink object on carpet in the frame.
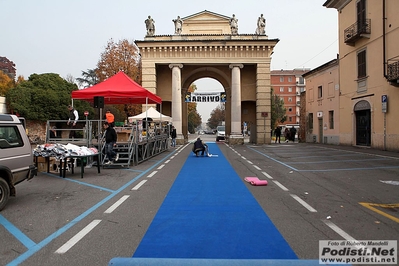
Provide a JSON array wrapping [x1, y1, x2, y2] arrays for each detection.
[[244, 177, 268, 186]]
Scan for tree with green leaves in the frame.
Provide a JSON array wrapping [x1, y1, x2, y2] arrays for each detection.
[[6, 73, 93, 121], [271, 87, 287, 129], [76, 69, 99, 88]]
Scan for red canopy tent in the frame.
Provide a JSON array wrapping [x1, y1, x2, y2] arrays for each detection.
[[71, 71, 162, 105]]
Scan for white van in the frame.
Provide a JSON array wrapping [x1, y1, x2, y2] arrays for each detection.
[[0, 114, 36, 211], [216, 125, 225, 142]]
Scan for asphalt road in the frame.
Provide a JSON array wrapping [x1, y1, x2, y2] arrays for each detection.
[[1, 134, 398, 265]]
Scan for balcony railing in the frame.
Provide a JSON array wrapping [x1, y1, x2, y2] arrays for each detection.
[[387, 59, 399, 82], [344, 19, 371, 44]]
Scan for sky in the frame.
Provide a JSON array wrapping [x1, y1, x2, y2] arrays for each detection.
[[0, 0, 338, 122]]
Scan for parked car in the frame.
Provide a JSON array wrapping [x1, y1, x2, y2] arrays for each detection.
[[215, 125, 225, 142], [0, 114, 36, 211]]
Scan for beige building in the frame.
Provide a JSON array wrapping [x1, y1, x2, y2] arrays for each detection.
[[136, 11, 278, 144], [324, 0, 399, 151], [303, 58, 340, 144]]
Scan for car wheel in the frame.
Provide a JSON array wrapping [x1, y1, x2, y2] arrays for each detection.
[[0, 178, 10, 211]]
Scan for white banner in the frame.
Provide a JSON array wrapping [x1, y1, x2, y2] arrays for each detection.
[[185, 92, 226, 103]]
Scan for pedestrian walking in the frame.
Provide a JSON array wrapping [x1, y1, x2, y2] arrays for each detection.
[[170, 125, 177, 147], [103, 122, 119, 165], [67, 105, 79, 138], [274, 126, 282, 143]]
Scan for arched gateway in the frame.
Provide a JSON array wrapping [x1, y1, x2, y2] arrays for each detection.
[[135, 10, 279, 145]]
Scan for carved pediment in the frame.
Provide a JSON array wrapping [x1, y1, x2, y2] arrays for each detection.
[[181, 10, 231, 35]]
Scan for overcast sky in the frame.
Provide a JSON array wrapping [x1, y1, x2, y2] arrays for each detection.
[[1, 0, 338, 122]]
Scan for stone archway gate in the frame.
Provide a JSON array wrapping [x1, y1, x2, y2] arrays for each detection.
[[135, 10, 279, 145]]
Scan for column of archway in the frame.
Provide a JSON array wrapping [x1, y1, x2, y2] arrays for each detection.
[[256, 63, 272, 145], [229, 64, 244, 144], [169, 64, 183, 142]]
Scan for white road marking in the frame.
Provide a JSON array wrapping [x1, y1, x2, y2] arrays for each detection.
[[290, 194, 317, 212], [164, 160, 170, 164], [104, 195, 130, 214], [157, 165, 165, 169], [253, 165, 261, 170], [262, 171, 273, 179], [55, 220, 101, 254], [131, 180, 147, 190], [147, 171, 157, 178], [323, 220, 356, 240], [272, 180, 289, 191]]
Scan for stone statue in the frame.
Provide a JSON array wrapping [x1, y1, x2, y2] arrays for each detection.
[[256, 14, 266, 35], [145, 15, 155, 36], [173, 16, 183, 35], [229, 14, 238, 35]]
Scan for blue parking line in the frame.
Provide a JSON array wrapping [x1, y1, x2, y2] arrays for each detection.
[[249, 146, 298, 171], [297, 165, 399, 172], [288, 158, 386, 164], [0, 215, 36, 249], [42, 173, 115, 193], [6, 149, 178, 266], [249, 146, 399, 172]]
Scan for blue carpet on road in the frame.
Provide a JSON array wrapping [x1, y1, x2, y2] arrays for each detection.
[[133, 143, 297, 259]]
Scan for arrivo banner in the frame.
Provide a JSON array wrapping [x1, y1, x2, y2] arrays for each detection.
[[185, 92, 226, 103]]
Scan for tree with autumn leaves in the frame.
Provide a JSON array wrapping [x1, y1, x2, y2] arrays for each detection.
[[0, 71, 15, 96], [187, 84, 202, 133], [207, 104, 226, 130], [94, 38, 143, 120], [80, 38, 203, 127]]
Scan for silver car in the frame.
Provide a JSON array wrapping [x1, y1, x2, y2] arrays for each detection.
[[0, 114, 36, 211]]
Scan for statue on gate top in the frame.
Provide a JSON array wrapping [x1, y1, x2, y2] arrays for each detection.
[[229, 14, 238, 35], [145, 15, 155, 36], [173, 16, 183, 35], [255, 14, 266, 35]]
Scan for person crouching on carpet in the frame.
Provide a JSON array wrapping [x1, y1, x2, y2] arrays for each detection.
[[192, 137, 208, 157]]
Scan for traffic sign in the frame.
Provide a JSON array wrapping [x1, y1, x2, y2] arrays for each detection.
[[382, 95, 387, 103], [84, 111, 89, 116], [381, 95, 387, 113]]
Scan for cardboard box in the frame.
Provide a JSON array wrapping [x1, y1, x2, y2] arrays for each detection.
[[37, 158, 56, 172], [117, 131, 130, 142]]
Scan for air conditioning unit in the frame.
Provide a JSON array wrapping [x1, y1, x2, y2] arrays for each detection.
[[317, 111, 323, 118]]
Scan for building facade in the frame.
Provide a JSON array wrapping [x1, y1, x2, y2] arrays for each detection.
[[271, 69, 308, 126], [324, 0, 399, 151], [137, 11, 279, 145], [302, 58, 340, 144]]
